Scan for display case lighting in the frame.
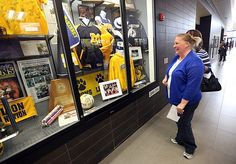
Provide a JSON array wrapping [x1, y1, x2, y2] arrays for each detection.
[[7, 10, 15, 20]]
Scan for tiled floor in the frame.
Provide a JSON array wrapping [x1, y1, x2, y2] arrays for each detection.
[[100, 48, 236, 164]]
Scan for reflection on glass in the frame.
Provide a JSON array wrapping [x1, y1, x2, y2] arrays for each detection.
[[126, 0, 156, 90]]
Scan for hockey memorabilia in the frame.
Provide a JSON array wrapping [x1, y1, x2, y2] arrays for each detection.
[[48, 78, 75, 113], [0, 62, 25, 101], [80, 94, 94, 110], [42, 105, 64, 126], [99, 79, 122, 100], [0, 96, 38, 126], [17, 58, 54, 103], [129, 46, 142, 60]]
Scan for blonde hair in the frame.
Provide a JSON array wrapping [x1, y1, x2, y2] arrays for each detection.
[[176, 33, 196, 48], [186, 29, 203, 51]]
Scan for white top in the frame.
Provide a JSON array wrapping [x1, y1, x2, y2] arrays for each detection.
[[167, 59, 182, 98], [81, 17, 90, 25], [100, 10, 106, 19]]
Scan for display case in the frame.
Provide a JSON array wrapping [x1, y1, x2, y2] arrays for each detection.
[[0, 0, 156, 162], [63, 0, 156, 115]]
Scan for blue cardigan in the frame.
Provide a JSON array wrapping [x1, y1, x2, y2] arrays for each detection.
[[166, 51, 204, 106]]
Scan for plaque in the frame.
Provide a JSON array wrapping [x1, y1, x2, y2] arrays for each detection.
[[48, 78, 75, 113]]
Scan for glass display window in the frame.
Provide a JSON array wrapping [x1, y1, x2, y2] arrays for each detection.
[[0, 0, 80, 161], [68, 0, 130, 116], [125, 0, 156, 91]]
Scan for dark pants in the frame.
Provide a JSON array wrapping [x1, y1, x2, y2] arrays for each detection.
[[219, 55, 226, 62], [175, 103, 199, 154]]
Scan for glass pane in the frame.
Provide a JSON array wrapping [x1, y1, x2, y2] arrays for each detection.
[[0, 0, 79, 161], [70, 0, 128, 116], [125, 0, 156, 91]]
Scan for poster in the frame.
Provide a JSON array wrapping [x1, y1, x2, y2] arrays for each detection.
[[0, 62, 25, 101], [17, 58, 54, 103]]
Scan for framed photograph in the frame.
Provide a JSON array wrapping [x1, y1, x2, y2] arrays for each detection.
[[78, 5, 94, 20], [129, 46, 142, 60], [17, 57, 54, 103], [125, 0, 136, 10], [0, 61, 25, 101], [20, 40, 49, 56], [99, 79, 122, 100]]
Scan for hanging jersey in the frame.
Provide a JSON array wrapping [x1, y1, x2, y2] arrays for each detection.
[[76, 20, 103, 69], [109, 52, 136, 91]]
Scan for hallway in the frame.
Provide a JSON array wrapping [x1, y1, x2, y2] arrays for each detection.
[[100, 48, 236, 164]]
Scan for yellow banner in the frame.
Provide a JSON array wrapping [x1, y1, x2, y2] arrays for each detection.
[[0, 96, 38, 126], [76, 70, 108, 96]]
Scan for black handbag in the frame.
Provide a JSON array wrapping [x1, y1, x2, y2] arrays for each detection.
[[201, 70, 222, 92]]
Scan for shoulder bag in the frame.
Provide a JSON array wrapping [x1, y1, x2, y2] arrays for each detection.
[[201, 69, 222, 92]]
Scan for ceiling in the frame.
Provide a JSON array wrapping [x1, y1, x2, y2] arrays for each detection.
[[197, 0, 234, 31], [211, 0, 233, 30]]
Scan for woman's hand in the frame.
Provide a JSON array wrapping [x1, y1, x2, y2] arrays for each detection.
[[162, 75, 168, 86], [177, 99, 189, 114], [176, 104, 185, 114]]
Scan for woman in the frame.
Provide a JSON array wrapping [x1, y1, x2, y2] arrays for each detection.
[[186, 29, 211, 75], [162, 33, 204, 159], [218, 42, 227, 62]]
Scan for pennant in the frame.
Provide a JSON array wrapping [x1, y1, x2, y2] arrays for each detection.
[[63, 8, 80, 48]]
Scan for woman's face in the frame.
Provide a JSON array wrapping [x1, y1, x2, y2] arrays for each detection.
[[173, 36, 190, 55]]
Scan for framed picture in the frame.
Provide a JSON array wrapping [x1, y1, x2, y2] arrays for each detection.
[[77, 5, 94, 20], [99, 79, 122, 100], [20, 40, 49, 56], [129, 46, 142, 60], [0, 61, 25, 101], [125, 0, 136, 10], [17, 57, 54, 103]]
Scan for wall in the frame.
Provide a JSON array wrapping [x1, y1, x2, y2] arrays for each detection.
[[155, 0, 197, 98]]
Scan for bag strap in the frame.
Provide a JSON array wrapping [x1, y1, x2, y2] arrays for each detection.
[[209, 68, 215, 76]]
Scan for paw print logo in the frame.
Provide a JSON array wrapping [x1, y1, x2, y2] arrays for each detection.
[[77, 79, 86, 91], [96, 74, 104, 83]]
